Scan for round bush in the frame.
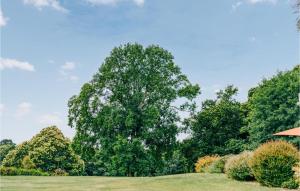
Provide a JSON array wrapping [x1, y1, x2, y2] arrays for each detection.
[[225, 151, 254, 181], [195, 155, 219, 173], [250, 140, 300, 187]]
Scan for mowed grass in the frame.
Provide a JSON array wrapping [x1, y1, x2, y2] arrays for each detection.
[[0, 173, 288, 191]]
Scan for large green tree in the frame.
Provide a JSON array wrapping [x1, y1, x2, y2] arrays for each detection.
[[68, 43, 200, 176], [188, 85, 247, 163], [247, 65, 300, 149]]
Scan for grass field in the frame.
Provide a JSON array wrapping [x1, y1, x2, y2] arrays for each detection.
[[0, 173, 289, 191]]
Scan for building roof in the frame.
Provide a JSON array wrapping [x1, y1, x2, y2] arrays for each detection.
[[273, 127, 300, 136]]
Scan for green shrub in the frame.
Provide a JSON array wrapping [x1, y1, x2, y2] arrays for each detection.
[[0, 167, 49, 176], [293, 161, 300, 185], [250, 140, 300, 187], [208, 155, 231, 173], [195, 155, 219, 173], [161, 150, 188, 175], [225, 151, 254, 181], [281, 179, 299, 189]]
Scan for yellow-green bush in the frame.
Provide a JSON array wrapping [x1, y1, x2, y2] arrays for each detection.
[[195, 155, 219, 173], [52, 168, 69, 176], [225, 151, 254, 181], [250, 140, 300, 187], [21, 156, 35, 169]]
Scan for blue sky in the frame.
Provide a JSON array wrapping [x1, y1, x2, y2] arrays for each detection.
[[0, 0, 298, 143]]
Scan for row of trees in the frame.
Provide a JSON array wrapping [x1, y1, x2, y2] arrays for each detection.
[[182, 65, 299, 169], [67, 43, 300, 176]]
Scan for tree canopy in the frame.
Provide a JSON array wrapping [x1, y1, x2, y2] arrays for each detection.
[[188, 85, 247, 159], [68, 43, 200, 176], [246, 65, 300, 148]]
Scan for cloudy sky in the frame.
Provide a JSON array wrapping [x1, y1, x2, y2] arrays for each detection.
[[0, 0, 298, 143]]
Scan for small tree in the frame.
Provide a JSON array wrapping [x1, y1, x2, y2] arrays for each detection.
[[29, 126, 84, 175]]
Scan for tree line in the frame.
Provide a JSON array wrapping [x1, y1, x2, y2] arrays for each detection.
[[1, 44, 299, 176], [68, 44, 299, 176]]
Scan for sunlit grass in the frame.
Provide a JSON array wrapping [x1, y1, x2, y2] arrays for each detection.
[[0, 173, 286, 191]]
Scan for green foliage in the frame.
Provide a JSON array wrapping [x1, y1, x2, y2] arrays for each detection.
[[179, 138, 199, 172], [247, 66, 300, 149], [68, 43, 200, 176], [21, 156, 35, 169], [29, 126, 84, 175], [161, 150, 188, 175], [281, 179, 299, 189], [0, 139, 15, 165], [99, 136, 152, 176], [293, 162, 300, 184], [0, 139, 15, 145], [0, 167, 49, 176], [195, 155, 220, 173], [250, 140, 300, 187], [207, 155, 231, 173], [2, 141, 30, 168], [225, 151, 254, 181], [190, 85, 247, 158], [2, 127, 84, 175]]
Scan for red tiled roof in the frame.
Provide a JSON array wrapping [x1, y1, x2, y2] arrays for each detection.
[[273, 127, 300, 136]]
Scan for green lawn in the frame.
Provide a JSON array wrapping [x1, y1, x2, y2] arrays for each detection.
[[0, 173, 289, 191]]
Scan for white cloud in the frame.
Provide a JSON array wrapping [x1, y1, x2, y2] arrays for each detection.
[[86, 0, 144, 7], [0, 104, 5, 116], [61, 62, 75, 70], [133, 0, 144, 6], [0, 58, 35, 72], [247, 0, 277, 4], [232, 1, 243, 11], [16, 102, 32, 118], [232, 0, 277, 11], [23, 0, 68, 13], [0, 10, 8, 27], [38, 113, 63, 127], [59, 61, 78, 81]]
